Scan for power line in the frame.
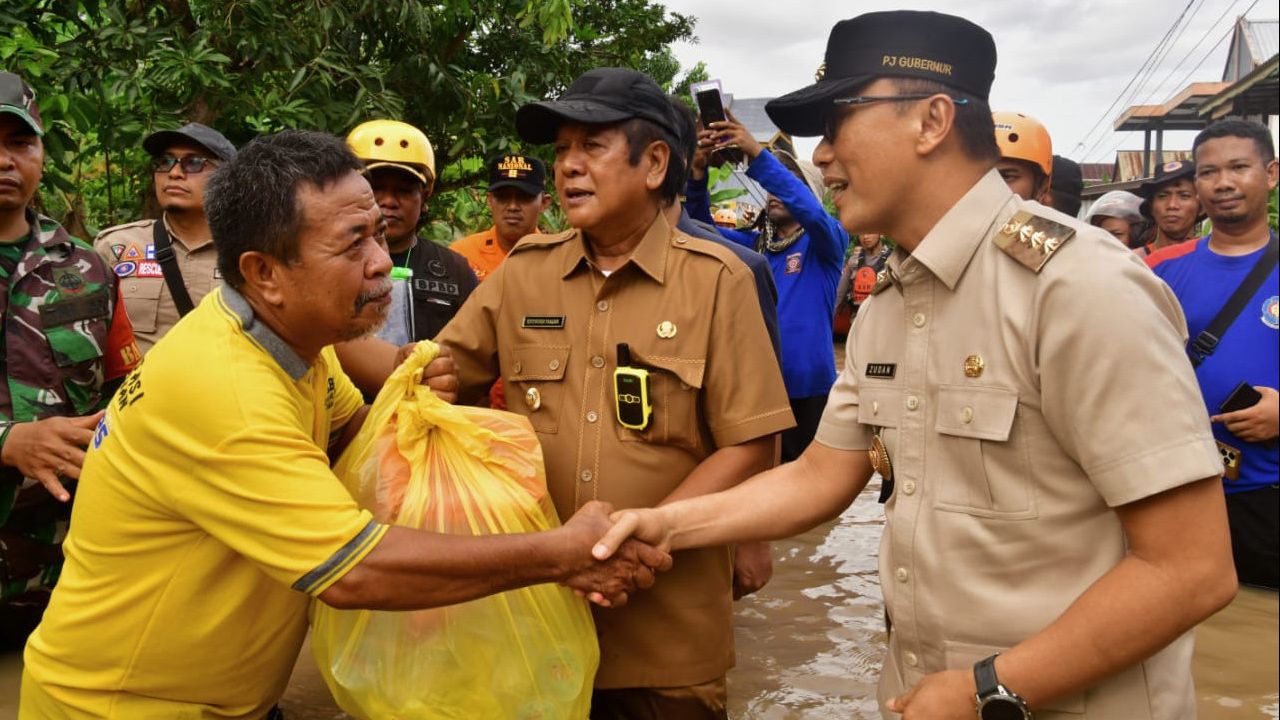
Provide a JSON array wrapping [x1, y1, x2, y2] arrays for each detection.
[[1138, 0, 1244, 107], [1069, 0, 1199, 156], [1131, 0, 1212, 107]]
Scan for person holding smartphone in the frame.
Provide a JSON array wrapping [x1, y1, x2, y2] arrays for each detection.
[[685, 108, 848, 462], [1148, 119, 1279, 590]]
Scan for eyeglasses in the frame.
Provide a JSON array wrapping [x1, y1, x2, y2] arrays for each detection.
[[151, 155, 215, 174], [822, 94, 971, 141]]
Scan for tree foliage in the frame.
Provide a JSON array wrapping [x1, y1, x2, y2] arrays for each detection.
[[0, 0, 703, 240]]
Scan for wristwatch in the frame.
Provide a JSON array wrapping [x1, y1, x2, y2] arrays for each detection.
[[974, 653, 1033, 720]]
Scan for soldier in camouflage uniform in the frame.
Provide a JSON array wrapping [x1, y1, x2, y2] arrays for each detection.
[[0, 71, 140, 643]]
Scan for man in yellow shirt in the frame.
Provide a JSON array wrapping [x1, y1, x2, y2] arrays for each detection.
[[450, 153, 551, 280], [20, 130, 669, 719]]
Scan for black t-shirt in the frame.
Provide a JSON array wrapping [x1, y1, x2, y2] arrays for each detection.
[[390, 239, 479, 341]]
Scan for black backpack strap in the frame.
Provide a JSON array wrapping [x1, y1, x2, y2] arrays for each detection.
[[1188, 234, 1279, 367], [152, 218, 195, 317]]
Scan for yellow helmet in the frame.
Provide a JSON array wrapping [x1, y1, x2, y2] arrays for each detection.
[[346, 119, 436, 193], [992, 111, 1052, 175]]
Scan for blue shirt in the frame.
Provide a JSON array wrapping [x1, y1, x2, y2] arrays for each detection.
[[687, 151, 849, 398], [1151, 235, 1279, 493]]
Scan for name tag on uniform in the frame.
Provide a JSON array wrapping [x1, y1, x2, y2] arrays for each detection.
[[523, 315, 566, 329], [413, 279, 459, 296], [865, 363, 897, 379], [38, 289, 109, 326]]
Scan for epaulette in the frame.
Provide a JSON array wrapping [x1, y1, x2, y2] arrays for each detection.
[[509, 229, 574, 255], [993, 210, 1075, 273], [93, 219, 155, 243], [671, 231, 741, 268]]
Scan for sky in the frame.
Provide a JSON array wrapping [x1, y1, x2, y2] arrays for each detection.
[[659, 0, 1270, 166]]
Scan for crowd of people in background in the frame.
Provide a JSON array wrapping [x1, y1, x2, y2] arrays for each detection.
[[0, 5, 1276, 717]]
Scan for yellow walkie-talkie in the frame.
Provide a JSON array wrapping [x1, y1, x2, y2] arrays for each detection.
[[613, 343, 652, 430]]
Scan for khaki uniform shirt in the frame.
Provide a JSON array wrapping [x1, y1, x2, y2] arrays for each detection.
[[816, 171, 1222, 720], [438, 214, 794, 688], [93, 218, 219, 354]]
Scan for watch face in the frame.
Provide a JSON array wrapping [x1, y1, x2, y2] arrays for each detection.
[[980, 696, 1028, 720]]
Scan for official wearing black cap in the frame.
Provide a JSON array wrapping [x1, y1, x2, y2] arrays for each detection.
[[438, 66, 793, 719], [1136, 159, 1203, 255], [590, 11, 1232, 720]]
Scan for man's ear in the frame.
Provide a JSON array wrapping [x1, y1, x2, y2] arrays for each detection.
[[644, 141, 671, 192], [540, 193, 553, 212], [238, 251, 288, 306], [915, 94, 958, 158]]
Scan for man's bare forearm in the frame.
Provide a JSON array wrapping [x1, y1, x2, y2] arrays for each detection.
[[663, 442, 873, 550], [659, 435, 774, 506]]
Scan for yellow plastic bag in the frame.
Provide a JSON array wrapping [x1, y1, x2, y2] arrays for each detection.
[[310, 341, 599, 719]]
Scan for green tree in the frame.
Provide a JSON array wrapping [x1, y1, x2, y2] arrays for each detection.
[[0, 0, 699, 240]]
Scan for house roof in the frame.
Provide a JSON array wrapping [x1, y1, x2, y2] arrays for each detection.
[[1113, 82, 1231, 131]]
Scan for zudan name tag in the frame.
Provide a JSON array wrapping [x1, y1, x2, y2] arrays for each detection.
[[522, 315, 565, 329], [865, 363, 897, 379]]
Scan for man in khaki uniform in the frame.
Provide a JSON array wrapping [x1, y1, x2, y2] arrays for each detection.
[[94, 123, 235, 353], [437, 67, 793, 719], [595, 11, 1237, 720]]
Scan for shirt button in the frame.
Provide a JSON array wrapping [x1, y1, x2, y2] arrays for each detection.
[[895, 567, 910, 583], [961, 407, 974, 423], [548, 359, 560, 371], [586, 411, 599, 423], [905, 396, 920, 411], [904, 651, 919, 667], [912, 313, 926, 328], [580, 470, 594, 483], [513, 361, 522, 374], [597, 300, 609, 312], [872, 401, 880, 415], [591, 355, 605, 368], [902, 480, 917, 495], [675, 236, 687, 244]]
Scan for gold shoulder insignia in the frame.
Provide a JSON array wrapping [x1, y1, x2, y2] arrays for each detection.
[[993, 210, 1075, 273], [870, 267, 897, 295]]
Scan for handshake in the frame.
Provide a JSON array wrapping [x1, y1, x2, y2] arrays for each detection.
[[555, 501, 677, 608]]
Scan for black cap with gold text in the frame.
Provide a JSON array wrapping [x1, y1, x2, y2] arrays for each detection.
[[487, 153, 546, 196], [766, 11, 997, 137]]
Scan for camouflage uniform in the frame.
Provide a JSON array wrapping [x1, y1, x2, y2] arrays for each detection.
[[0, 209, 139, 636]]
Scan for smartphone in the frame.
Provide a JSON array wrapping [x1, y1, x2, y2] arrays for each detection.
[[694, 88, 727, 124], [1219, 381, 1262, 413]]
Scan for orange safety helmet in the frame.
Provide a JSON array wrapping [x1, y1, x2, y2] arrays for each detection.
[[346, 119, 437, 193], [713, 207, 738, 228], [991, 111, 1052, 175]]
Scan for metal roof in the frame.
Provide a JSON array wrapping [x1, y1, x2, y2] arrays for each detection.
[[1244, 19, 1278, 68]]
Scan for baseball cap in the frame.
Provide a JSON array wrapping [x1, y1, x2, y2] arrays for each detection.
[[765, 11, 997, 137], [0, 72, 43, 136], [487, 154, 546, 196], [516, 67, 680, 145], [1137, 159, 1195, 218], [143, 122, 237, 162]]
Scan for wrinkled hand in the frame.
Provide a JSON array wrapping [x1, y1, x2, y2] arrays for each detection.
[[419, 344, 458, 404], [0, 412, 103, 502], [1211, 386, 1279, 443], [706, 112, 763, 159], [561, 502, 672, 608], [886, 668, 976, 719], [732, 541, 773, 600]]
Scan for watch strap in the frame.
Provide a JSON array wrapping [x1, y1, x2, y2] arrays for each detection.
[[974, 653, 1000, 698]]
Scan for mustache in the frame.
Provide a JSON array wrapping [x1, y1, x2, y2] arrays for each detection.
[[354, 279, 394, 310]]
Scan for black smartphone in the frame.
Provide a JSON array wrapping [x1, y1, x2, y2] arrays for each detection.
[[694, 89, 727, 124], [1220, 381, 1262, 413]]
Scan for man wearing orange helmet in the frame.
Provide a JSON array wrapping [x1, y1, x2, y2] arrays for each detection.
[[993, 111, 1053, 202], [336, 120, 478, 394]]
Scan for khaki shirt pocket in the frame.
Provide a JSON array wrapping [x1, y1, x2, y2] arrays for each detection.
[[120, 278, 165, 335], [933, 385, 1037, 519], [615, 350, 706, 452], [508, 344, 570, 434], [943, 640, 1085, 714]]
